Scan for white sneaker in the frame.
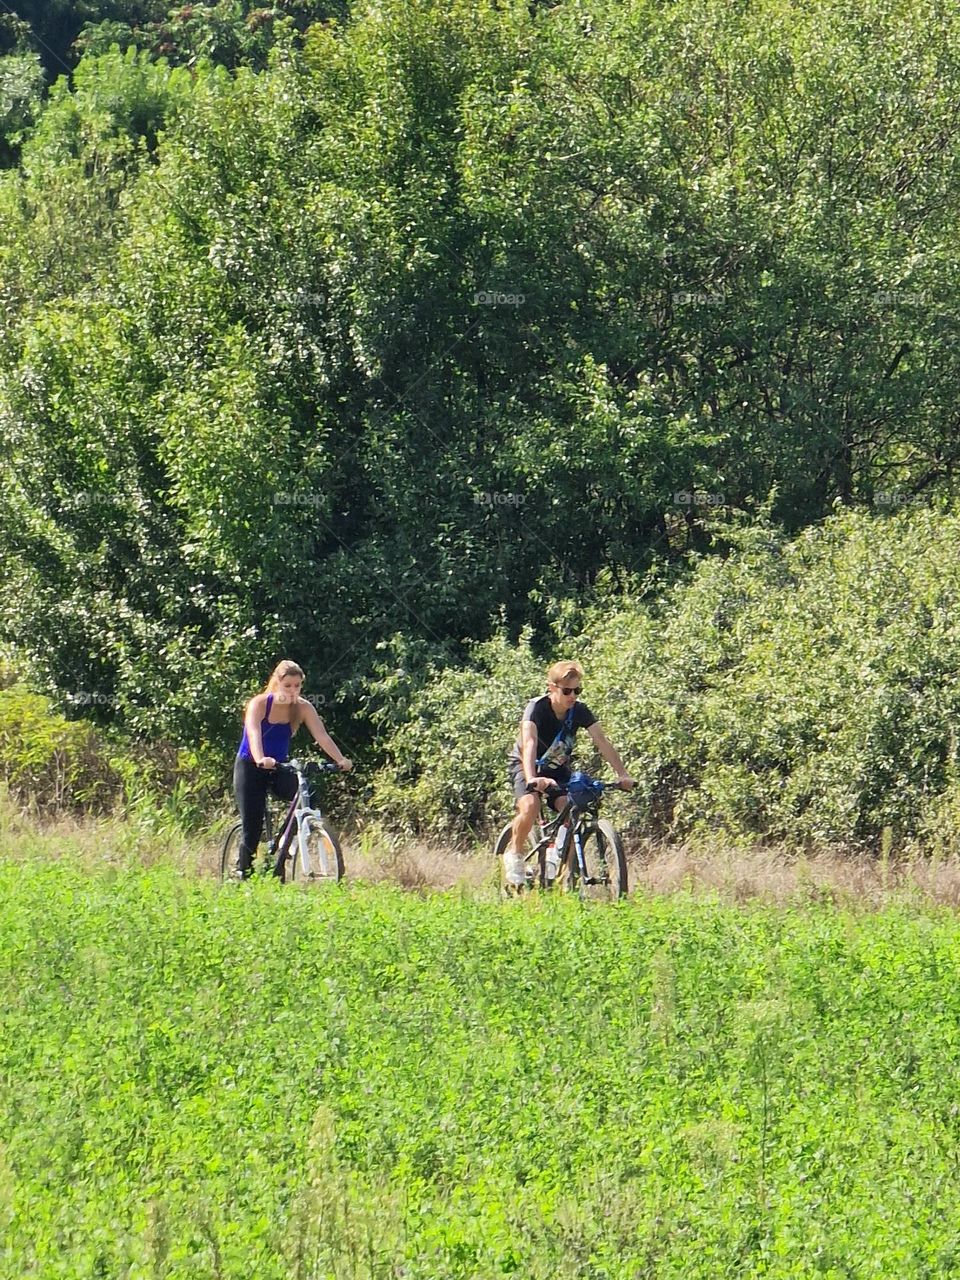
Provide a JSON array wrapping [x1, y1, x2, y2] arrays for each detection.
[[503, 850, 528, 887]]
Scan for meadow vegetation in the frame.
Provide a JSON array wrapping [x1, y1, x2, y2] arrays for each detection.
[[4, 845, 960, 1278]]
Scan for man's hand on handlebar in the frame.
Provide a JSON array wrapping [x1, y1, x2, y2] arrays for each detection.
[[525, 774, 637, 793], [526, 776, 561, 794]]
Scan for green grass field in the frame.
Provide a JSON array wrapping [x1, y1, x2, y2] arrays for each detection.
[[4, 857, 960, 1278]]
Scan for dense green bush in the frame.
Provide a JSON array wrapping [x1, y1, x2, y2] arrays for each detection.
[[0, 682, 226, 825], [0, 684, 121, 811], [372, 507, 960, 853], [365, 631, 543, 837]]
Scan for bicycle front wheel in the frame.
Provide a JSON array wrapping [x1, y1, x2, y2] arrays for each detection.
[[287, 817, 344, 885], [565, 819, 627, 901]]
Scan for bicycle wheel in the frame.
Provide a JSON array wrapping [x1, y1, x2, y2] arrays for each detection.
[[287, 816, 344, 885], [220, 807, 277, 882], [493, 821, 544, 894], [564, 818, 627, 901]]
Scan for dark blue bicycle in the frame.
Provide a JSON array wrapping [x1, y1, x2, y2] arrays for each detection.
[[493, 771, 628, 900]]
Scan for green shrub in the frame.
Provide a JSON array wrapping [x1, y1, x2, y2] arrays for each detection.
[[0, 683, 229, 826], [0, 684, 121, 812], [371, 507, 960, 853], [367, 631, 542, 839]]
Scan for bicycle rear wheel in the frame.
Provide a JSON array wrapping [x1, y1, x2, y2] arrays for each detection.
[[220, 823, 244, 882], [564, 818, 627, 901], [220, 808, 276, 882], [287, 817, 344, 885]]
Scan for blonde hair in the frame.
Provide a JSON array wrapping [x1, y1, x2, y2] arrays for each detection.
[[253, 660, 307, 729], [261, 659, 305, 694], [546, 660, 583, 686]]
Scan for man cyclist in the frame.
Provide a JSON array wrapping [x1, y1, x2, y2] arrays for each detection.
[[504, 660, 635, 887]]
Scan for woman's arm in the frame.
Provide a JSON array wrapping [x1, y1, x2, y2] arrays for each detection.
[[244, 695, 273, 767], [586, 723, 635, 787], [297, 700, 353, 770]]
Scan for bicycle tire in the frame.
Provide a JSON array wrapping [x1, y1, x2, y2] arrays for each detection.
[[220, 822, 244, 882], [219, 807, 277, 882], [493, 821, 545, 894], [564, 818, 627, 901], [287, 816, 344, 885]]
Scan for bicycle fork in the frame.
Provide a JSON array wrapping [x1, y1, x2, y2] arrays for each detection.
[[571, 830, 586, 882], [288, 772, 317, 877]]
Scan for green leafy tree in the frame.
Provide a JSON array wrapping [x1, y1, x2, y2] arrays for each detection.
[[5, 0, 960, 772], [8, 0, 349, 77], [0, 49, 43, 165]]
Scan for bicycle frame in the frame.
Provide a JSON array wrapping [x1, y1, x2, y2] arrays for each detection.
[[269, 759, 339, 878], [542, 798, 593, 880], [525, 780, 619, 887]]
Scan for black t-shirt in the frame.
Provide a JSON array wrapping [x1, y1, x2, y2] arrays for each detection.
[[508, 695, 597, 772]]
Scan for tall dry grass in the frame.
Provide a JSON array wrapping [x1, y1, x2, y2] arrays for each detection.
[[5, 788, 960, 909], [0, 786, 222, 875]]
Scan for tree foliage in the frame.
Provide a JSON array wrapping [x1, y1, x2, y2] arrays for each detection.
[[3, 0, 960, 785], [4, 1, 348, 79]]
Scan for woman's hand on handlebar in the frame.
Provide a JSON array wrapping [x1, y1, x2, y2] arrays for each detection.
[[257, 756, 278, 770], [616, 775, 636, 791], [337, 758, 353, 772]]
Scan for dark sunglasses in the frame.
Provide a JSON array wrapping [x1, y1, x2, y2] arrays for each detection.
[[558, 685, 582, 696]]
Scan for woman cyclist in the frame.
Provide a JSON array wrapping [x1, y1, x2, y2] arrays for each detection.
[[234, 659, 352, 877], [504, 660, 634, 887]]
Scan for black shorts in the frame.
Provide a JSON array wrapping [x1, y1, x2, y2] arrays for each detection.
[[507, 760, 570, 810]]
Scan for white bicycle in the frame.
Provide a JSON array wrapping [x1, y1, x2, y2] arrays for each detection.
[[220, 758, 345, 884]]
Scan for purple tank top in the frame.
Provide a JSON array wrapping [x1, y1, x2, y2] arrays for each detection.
[[237, 694, 293, 762]]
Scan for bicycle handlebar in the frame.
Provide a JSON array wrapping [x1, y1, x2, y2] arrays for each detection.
[[274, 759, 346, 776], [524, 778, 629, 796]]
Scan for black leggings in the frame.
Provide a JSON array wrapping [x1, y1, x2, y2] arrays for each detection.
[[233, 756, 298, 872]]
